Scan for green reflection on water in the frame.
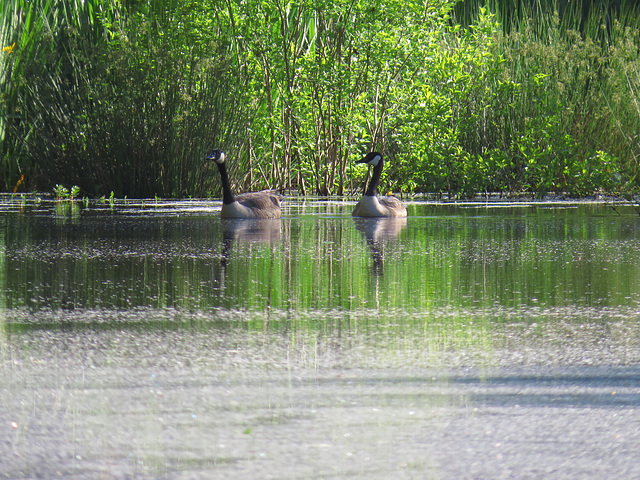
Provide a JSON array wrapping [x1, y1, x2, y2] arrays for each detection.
[[1, 199, 640, 329]]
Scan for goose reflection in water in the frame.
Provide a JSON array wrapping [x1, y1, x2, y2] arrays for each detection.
[[353, 217, 407, 277], [220, 218, 282, 268], [215, 218, 282, 293]]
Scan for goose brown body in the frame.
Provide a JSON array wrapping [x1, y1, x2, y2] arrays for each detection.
[[352, 152, 407, 218], [207, 150, 282, 219]]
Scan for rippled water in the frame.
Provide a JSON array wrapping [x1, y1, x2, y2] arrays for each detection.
[[2, 196, 640, 479]]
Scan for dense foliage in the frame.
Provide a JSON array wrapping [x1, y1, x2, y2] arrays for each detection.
[[1, 0, 640, 198]]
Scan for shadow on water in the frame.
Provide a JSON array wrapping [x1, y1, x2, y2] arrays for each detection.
[[309, 367, 640, 408]]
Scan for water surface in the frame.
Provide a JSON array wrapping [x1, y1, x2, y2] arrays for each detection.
[[2, 196, 640, 479]]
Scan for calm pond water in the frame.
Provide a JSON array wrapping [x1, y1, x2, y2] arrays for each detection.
[[2, 195, 640, 479]]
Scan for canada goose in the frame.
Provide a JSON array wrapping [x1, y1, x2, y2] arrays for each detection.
[[206, 149, 282, 219], [352, 152, 407, 217]]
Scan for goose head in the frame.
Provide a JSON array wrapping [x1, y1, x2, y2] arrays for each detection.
[[356, 152, 383, 166], [206, 149, 226, 165]]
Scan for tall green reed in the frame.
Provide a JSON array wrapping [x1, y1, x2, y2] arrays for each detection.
[[444, 1, 640, 196], [1, 0, 251, 197]]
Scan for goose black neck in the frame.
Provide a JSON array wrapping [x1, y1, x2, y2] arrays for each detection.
[[217, 162, 235, 204], [365, 158, 384, 196]]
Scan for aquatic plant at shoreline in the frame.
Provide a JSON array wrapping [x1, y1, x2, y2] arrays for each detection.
[[1, 0, 639, 198]]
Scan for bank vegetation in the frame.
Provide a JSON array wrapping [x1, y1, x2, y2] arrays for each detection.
[[2, 0, 640, 198]]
